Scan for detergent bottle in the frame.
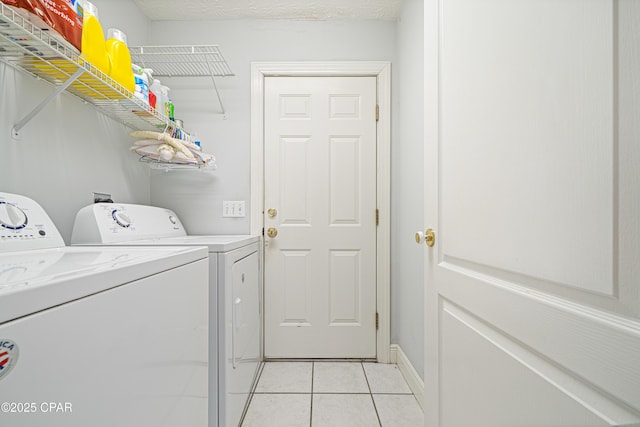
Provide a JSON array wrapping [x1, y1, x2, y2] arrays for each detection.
[[132, 64, 149, 103], [105, 28, 135, 93], [158, 84, 170, 117], [79, 0, 110, 75], [149, 78, 163, 111]]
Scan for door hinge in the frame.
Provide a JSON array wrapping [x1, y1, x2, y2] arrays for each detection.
[[375, 104, 379, 122], [375, 209, 379, 226], [375, 312, 379, 330], [262, 227, 265, 236]]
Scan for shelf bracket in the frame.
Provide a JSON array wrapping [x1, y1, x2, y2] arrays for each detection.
[[210, 75, 226, 117], [12, 68, 85, 140], [205, 61, 227, 118]]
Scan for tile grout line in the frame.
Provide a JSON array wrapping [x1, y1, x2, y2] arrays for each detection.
[[240, 361, 266, 427], [252, 391, 411, 395], [361, 361, 383, 427], [246, 361, 419, 426], [309, 361, 314, 427], [254, 391, 321, 394]]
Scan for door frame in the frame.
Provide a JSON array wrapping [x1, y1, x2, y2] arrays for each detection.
[[250, 62, 391, 363], [424, 0, 439, 421]]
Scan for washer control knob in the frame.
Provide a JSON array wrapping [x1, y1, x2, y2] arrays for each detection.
[[112, 210, 132, 228], [168, 215, 177, 224], [0, 202, 28, 230]]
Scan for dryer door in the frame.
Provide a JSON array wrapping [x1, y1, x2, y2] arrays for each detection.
[[225, 247, 261, 427], [232, 250, 260, 369]]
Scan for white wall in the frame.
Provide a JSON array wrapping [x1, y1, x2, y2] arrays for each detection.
[[146, 14, 425, 376], [391, 0, 424, 378], [0, 0, 151, 243], [147, 19, 396, 234], [92, 0, 151, 46]]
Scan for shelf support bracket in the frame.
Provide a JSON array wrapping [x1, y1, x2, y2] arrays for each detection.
[[211, 76, 227, 116], [12, 68, 85, 140], [210, 75, 226, 117], [205, 61, 226, 118]]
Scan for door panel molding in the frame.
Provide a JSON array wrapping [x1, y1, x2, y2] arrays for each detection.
[[441, 254, 638, 318], [441, 299, 640, 425], [439, 261, 640, 413], [251, 62, 391, 362]]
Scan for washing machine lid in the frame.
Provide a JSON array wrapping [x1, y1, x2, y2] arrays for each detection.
[[0, 245, 208, 324], [76, 235, 260, 253], [125, 235, 260, 252]]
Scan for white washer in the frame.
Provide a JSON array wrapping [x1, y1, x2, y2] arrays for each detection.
[[71, 203, 261, 427], [0, 192, 209, 427]]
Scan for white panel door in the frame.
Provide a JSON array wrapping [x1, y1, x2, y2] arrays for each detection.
[[424, 0, 640, 425], [264, 76, 377, 358]]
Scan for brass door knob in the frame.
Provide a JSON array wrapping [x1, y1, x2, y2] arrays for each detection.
[[267, 208, 278, 218], [416, 229, 436, 247], [425, 228, 435, 247], [267, 227, 278, 238]]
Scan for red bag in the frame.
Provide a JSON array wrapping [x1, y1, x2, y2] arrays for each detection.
[[2, 0, 83, 52]]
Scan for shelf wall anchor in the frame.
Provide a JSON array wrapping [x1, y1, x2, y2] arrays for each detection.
[[12, 68, 85, 140]]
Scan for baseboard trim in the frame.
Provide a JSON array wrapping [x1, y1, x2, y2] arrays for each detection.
[[389, 344, 424, 410]]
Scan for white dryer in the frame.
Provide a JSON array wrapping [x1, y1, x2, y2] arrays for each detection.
[[0, 192, 209, 427], [71, 203, 261, 427]]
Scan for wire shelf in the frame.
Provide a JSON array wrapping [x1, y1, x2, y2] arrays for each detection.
[[129, 45, 234, 115], [0, 4, 222, 170], [0, 3, 177, 132], [129, 45, 234, 77], [138, 155, 217, 172]]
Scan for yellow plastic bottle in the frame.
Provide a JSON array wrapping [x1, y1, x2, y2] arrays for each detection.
[[80, 1, 110, 76], [106, 29, 135, 93]]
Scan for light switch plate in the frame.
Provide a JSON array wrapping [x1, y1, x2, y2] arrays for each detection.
[[223, 201, 245, 218]]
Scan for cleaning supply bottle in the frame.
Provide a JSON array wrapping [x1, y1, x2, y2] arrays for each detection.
[[132, 64, 149, 103], [79, 0, 110, 75], [105, 28, 135, 93], [149, 78, 163, 111], [160, 85, 170, 117], [166, 98, 175, 120], [144, 68, 155, 106]]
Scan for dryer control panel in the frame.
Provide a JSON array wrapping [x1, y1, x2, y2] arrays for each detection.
[[71, 203, 187, 244], [0, 192, 65, 253]]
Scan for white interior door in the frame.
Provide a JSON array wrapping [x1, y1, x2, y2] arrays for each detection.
[[424, 0, 640, 425], [264, 76, 377, 358]]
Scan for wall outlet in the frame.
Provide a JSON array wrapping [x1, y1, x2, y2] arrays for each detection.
[[223, 201, 246, 218]]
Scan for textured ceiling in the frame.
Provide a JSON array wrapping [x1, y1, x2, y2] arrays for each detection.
[[133, 0, 402, 21]]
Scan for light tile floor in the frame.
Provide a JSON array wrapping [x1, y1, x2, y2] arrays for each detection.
[[241, 361, 424, 427]]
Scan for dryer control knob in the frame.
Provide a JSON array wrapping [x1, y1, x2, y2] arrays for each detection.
[[0, 202, 28, 230], [112, 210, 132, 228], [168, 215, 177, 224]]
